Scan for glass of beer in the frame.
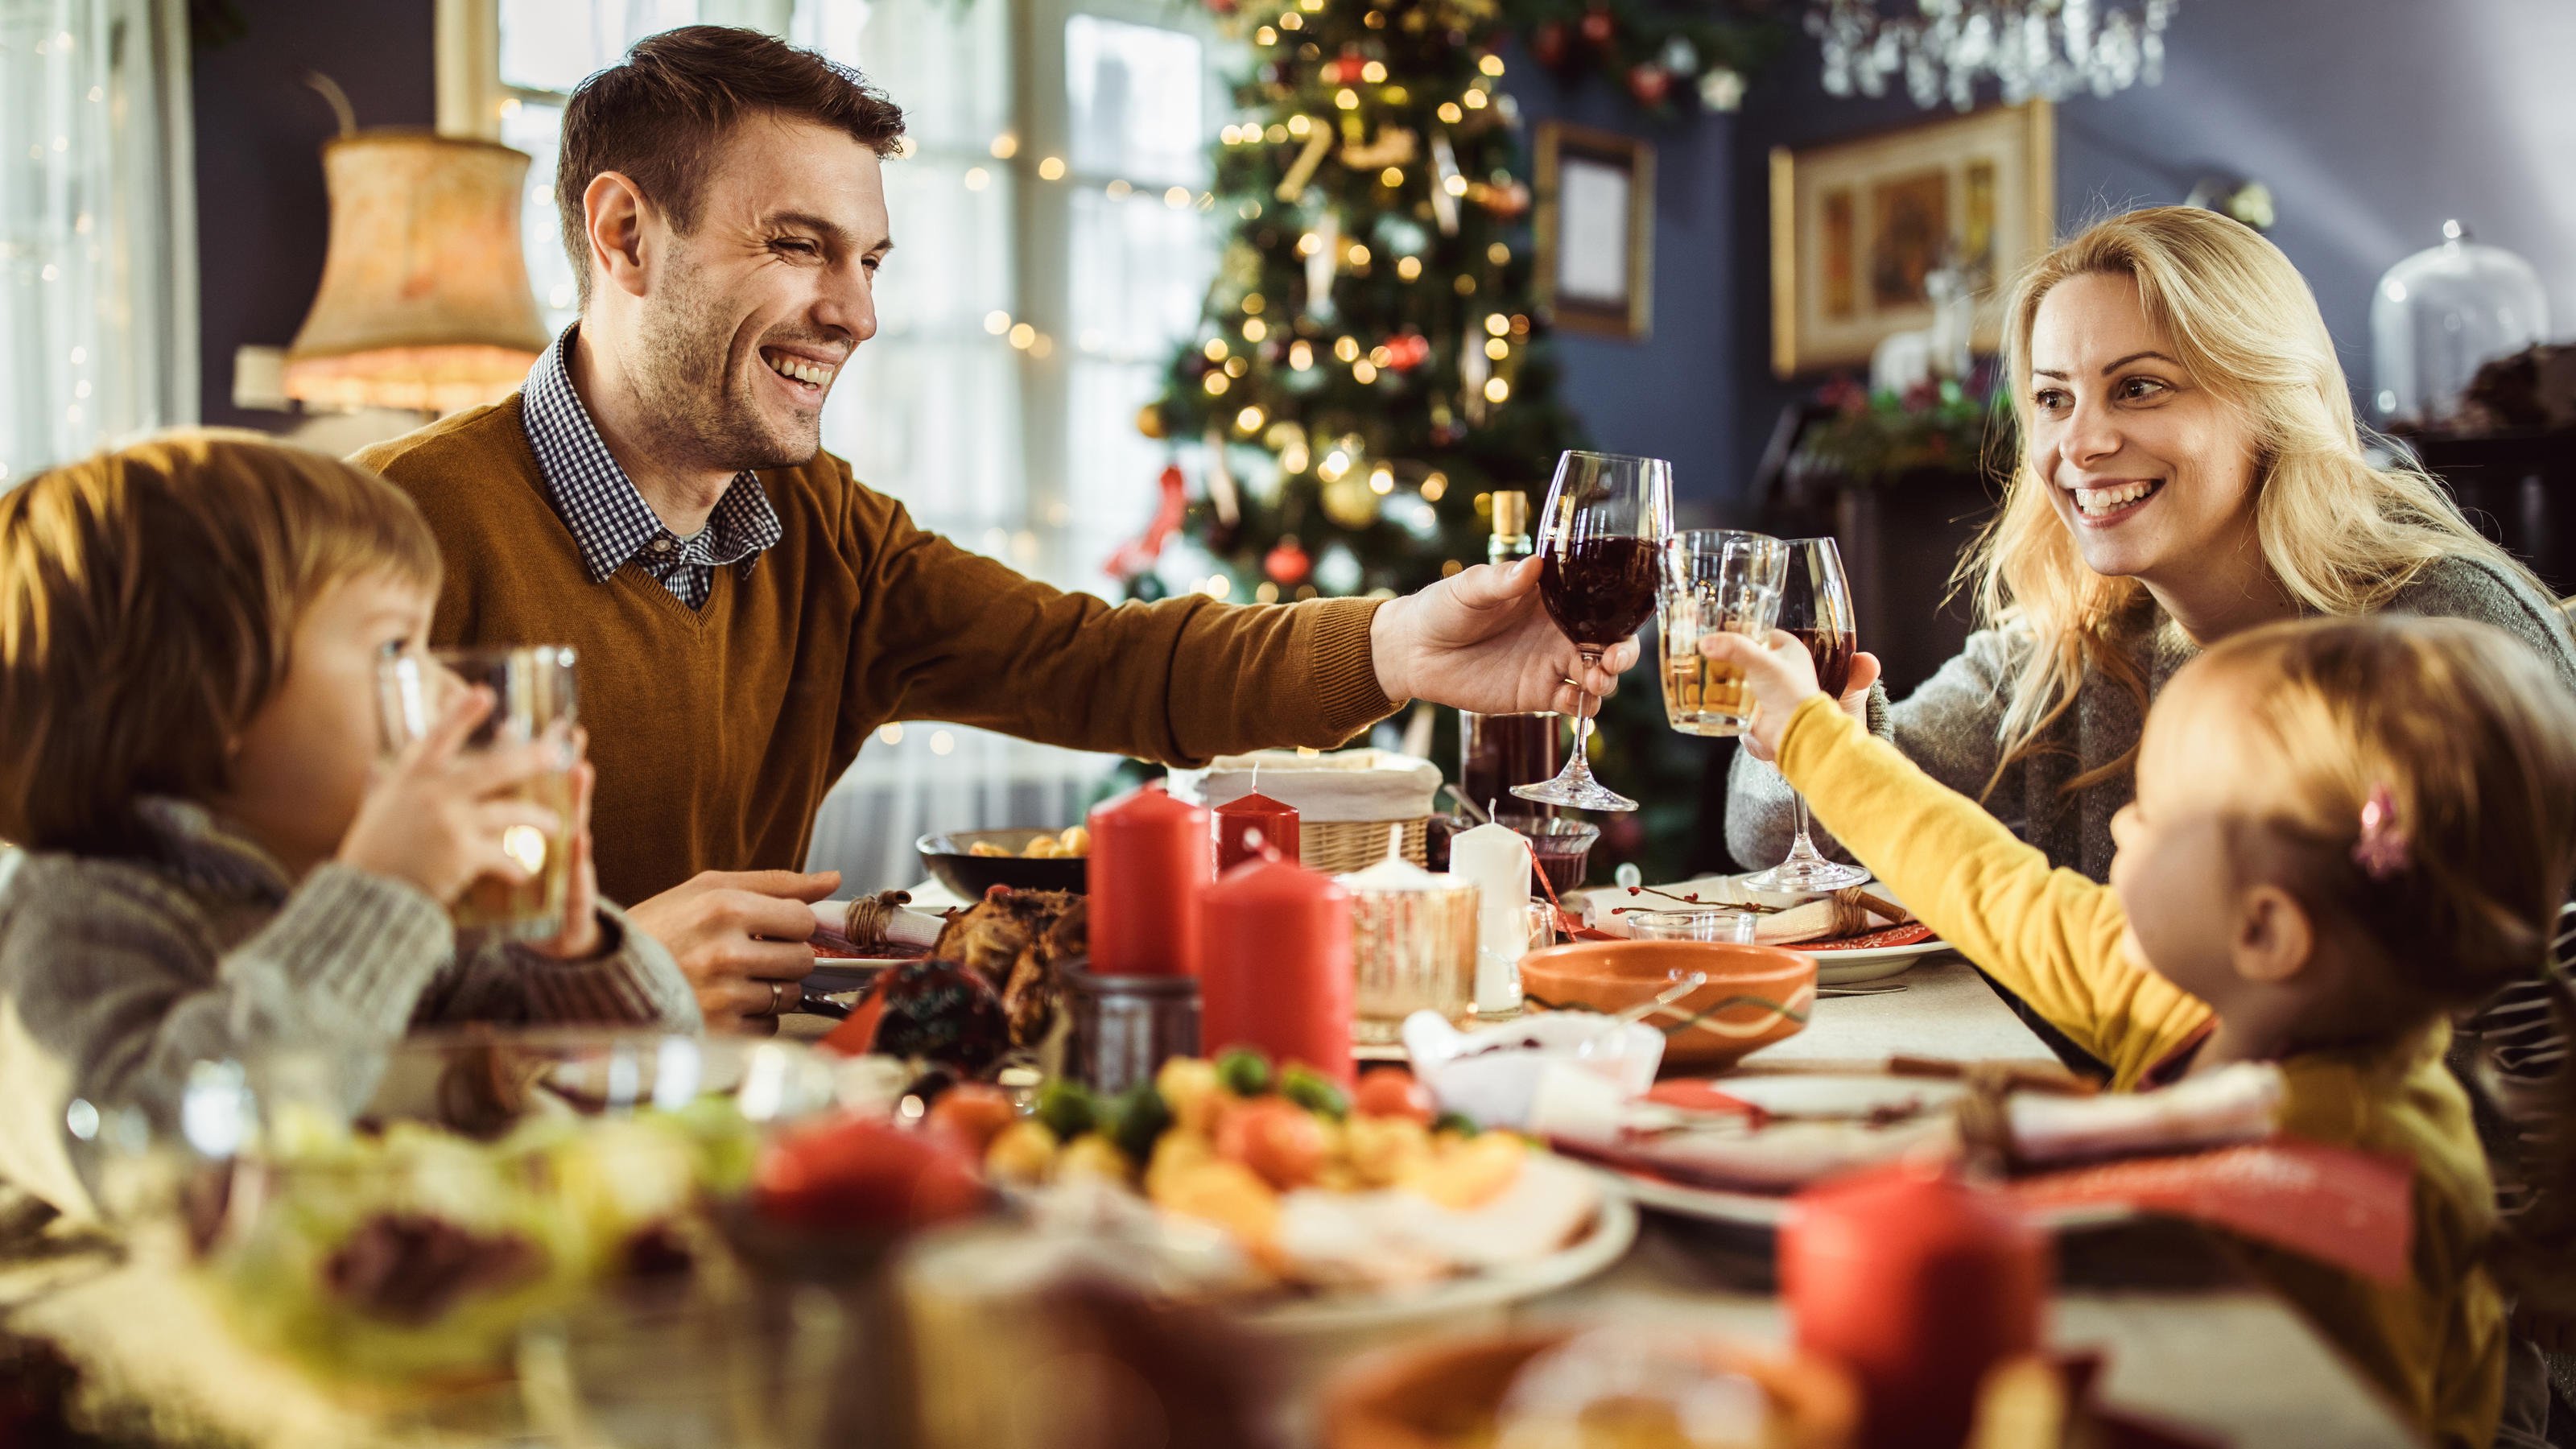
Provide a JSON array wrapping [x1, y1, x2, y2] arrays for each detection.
[[1657, 530, 1787, 737], [376, 646, 580, 939]]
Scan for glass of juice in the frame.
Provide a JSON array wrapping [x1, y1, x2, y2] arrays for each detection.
[[1658, 529, 1788, 737], [376, 646, 580, 939]]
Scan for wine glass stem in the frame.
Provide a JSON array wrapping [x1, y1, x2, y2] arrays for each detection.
[[1784, 782, 1829, 865], [1566, 651, 1601, 782]]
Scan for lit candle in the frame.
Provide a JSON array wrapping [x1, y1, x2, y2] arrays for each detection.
[[1087, 784, 1212, 977], [1447, 820, 1531, 1015], [1214, 791, 1301, 873], [1199, 858, 1353, 1084]]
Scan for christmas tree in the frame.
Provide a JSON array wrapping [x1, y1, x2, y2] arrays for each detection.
[[1129, 0, 1776, 876]]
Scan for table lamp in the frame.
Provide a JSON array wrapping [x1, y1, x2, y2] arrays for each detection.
[[281, 129, 549, 415]]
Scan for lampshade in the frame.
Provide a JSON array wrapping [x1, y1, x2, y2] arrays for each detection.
[[283, 130, 550, 415]]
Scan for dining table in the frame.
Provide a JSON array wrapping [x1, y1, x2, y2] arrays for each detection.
[[811, 883, 2421, 1448]]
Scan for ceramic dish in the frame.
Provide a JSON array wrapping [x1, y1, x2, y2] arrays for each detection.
[[1402, 1010, 1665, 1132], [1517, 940, 1815, 1071], [1804, 935, 1953, 985]]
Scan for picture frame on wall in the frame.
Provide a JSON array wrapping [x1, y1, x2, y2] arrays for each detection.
[[1769, 101, 2054, 378], [1537, 122, 1654, 341]]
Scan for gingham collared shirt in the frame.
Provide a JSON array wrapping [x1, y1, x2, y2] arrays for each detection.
[[518, 326, 784, 609]]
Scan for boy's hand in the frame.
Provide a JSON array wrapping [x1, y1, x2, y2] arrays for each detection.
[[1732, 648, 1880, 764], [1699, 630, 1835, 761], [526, 750, 602, 960], [339, 687, 568, 906]]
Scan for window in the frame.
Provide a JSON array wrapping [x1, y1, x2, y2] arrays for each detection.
[[0, 0, 196, 488], [448, 0, 1227, 885]]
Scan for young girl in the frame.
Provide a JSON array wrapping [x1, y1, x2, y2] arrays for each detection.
[[0, 434, 699, 1220], [1707, 613, 2576, 1449]]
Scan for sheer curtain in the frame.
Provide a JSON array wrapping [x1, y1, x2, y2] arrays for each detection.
[[0, 0, 196, 488]]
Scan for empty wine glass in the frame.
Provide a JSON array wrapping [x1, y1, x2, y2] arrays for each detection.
[[1509, 452, 1674, 813]]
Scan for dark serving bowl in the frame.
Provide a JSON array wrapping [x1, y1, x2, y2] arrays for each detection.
[[918, 829, 1089, 898]]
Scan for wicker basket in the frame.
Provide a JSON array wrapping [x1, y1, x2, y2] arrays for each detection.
[[1304, 817, 1430, 873]]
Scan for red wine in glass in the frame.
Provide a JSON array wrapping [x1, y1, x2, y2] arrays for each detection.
[[1540, 536, 1663, 646], [1791, 626, 1859, 700], [1510, 452, 1675, 814]]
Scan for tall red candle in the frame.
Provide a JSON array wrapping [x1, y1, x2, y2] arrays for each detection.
[[1198, 858, 1353, 1085], [1087, 784, 1212, 977], [1781, 1165, 2048, 1449], [1213, 791, 1301, 873]]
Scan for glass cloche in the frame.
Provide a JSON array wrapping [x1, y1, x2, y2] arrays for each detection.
[[2371, 221, 2552, 427]]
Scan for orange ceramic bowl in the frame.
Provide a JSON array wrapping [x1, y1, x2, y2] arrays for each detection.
[[1321, 1327, 1858, 1449], [1517, 939, 1815, 1071]]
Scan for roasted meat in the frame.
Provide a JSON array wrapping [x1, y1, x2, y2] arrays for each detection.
[[931, 886, 1087, 1047]]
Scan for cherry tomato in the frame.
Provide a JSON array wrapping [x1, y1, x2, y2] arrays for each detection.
[[754, 1114, 988, 1230], [1352, 1067, 1435, 1124], [925, 1083, 1018, 1154], [1214, 1098, 1327, 1191]]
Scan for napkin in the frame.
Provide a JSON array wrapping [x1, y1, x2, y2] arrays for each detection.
[[1579, 875, 1913, 945], [1166, 748, 1442, 822]]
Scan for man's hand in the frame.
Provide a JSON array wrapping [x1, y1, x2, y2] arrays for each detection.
[[626, 869, 840, 1034], [1369, 557, 1642, 716], [1698, 629, 1843, 761], [1733, 647, 1880, 765]]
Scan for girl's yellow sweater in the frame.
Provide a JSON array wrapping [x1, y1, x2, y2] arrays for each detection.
[[1777, 695, 2505, 1449]]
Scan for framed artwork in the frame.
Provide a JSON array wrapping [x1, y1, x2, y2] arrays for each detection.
[[1769, 101, 2054, 378], [1537, 122, 1655, 341]]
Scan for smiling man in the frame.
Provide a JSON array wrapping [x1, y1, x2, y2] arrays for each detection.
[[357, 27, 1633, 1033]]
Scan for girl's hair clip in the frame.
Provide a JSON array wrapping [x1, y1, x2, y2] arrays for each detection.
[[2351, 784, 2412, 880]]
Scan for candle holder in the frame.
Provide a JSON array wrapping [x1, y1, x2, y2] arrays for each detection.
[[1064, 965, 1201, 1098], [1344, 878, 1479, 1044]]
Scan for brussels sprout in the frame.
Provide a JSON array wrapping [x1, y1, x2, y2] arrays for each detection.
[[1214, 1046, 1272, 1097], [1279, 1065, 1349, 1121], [1034, 1080, 1099, 1140]]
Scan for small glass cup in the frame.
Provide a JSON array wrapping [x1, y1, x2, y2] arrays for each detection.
[[377, 646, 579, 940], [1658, 529, 1788, 737], [1499, 815, 1601, 896], [1624, 906, 1762, 943]]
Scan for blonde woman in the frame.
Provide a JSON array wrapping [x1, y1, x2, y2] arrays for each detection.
[[1729, 204, 2574, 876], [1725, 204, 2576, 1445]]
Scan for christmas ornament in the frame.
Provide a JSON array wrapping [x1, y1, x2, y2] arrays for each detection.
[[1104, 463, 1187, 581], [1340, 126, 1418, 171], [1327, 48, 1368, 85], [1626, 62, 1671, 108], [1530, 21, 1569, 68], [1264, 535, 1313, 586], [1203, 426, 1241, 527], [1699, 66, 1747, 111], [1578, 5, 1615, 47], [1304, 207, 1342, 322], [1385, 332, 1432, 372], [1137, 402, 1169, 440], [1275, 127, 1332, 202], [1466, 180, 1532, 219], [1315, 543, 1365, 596], [1427, 129, 1464, 236]]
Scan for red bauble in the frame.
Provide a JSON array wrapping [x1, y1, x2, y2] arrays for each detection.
[[1203, 0, 1236, 12], [1385, 332, 1431, 372], [1627, 62, 1672, 107], [1578, 5, 1615, 47], [1530, 22, 1569, 68], [1265, 537, 1313, 586], [1328, 49, 1367, 85]]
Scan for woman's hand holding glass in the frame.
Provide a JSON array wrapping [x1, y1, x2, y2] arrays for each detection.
[[339, 686, 589, 949]]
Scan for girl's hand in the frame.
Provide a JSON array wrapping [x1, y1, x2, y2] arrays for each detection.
[[1732, 648, 1880, 764], [339, 687, 568, 906], [527, 746, 602, 960], [1699, 630, 1840, 761]]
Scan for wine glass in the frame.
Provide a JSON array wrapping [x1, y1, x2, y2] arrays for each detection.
[[1740, 537, 1870, 893], [1509, 451, 1674, 812]]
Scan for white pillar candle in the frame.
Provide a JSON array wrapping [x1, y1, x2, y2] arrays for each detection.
[[1448, 821, 1533, 1013]]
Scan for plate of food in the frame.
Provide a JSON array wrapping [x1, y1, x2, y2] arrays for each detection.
[[1795, 920, 1953, 985], [959, 1049, 1634, 1336], [918, 827, 1089, 897]]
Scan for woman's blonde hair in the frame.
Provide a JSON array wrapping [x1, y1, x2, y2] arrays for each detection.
[[2199, 614, 2576, 1006], [0, 431, 440, 855], [1960, 205, 2545, 790]]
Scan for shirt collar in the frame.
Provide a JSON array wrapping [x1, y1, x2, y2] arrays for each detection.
[[518, 325, 785, 584]]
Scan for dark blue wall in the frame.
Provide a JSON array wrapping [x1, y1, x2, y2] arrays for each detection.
[[192, 0, 438, 429]]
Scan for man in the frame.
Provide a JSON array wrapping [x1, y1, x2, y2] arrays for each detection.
[[359, 26, 1633, 1031]]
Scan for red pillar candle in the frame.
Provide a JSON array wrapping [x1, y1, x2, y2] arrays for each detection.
[[1781, 1165, 2049, 1449], [1087, 784, 1212, 977], [1213, 791, 1301, 873], [1198, 858, 1354, 1085]]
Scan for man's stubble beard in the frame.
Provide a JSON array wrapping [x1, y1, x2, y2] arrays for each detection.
[[625, 250, 824, 477]]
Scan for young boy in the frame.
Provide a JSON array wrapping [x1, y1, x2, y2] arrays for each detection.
[[0, 434, 698, 1220]]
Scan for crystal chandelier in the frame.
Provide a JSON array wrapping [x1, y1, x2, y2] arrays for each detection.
[[1810, 0, 2176, 111]]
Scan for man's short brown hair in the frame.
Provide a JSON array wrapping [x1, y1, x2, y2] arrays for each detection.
[[555, 25, 907, 304], [0, 432, 440, 856]]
